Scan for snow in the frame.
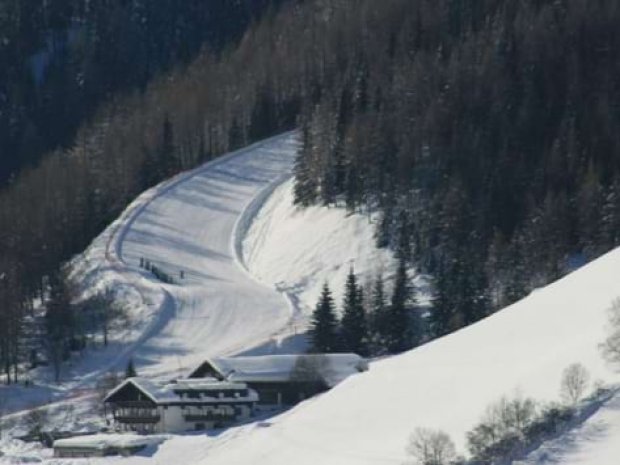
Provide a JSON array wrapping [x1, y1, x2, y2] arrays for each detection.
[[243, 180, 402, 318], [53, 434, 168, 451], [104, 378, 259, 404], [166, 247, 619, 465], [195, 354, 368, 387], [520, 390, 620, 465], [4, 132, 620, 464], [64, 132, 301, 384], [1, 133, 300, 459]]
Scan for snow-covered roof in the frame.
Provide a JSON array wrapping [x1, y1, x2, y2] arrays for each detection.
[[191, 354, 368, 387], [53, 433, 168, 450], [173, 378, 248, 391], [104, 377, 258, 405]]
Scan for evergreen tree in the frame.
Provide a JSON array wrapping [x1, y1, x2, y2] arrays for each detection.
[[368, 274, 389, 355], [386, 257, 412, 353], [310, 283, 339, 353], [293, 124, 318, 206], [125, 358, 137, 378], [161, 114, 178, 177], [430, 262, 454, 338], [340, 267, 369, 355], [44, 270, 75, 383]]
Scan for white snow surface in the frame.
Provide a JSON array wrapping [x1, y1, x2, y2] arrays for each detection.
[[200, 354, 368, 386], [4, 133, 620, 464], [243, 179, 400, 320], [53, 433, 168, 450], [522, 390, 620, 465], [145, 246, 619, 465], [68, 132, 301, 382]]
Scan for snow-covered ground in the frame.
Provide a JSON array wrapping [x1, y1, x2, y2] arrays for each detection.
[[522, 391, 620, 465], [69, 132, 302, 383], [118, 246, 619, 465], [241, 179, 403, 353], [1, 132, 402, 462], [3, 132, 620, 464]]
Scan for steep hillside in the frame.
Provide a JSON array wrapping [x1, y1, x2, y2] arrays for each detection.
[[68, 133, 300, 381], [242, 179, 408, 349], [170, 247, 620, 464]]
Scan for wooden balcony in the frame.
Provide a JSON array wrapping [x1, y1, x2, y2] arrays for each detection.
[[183, 413, 233, 422], [113, 414, 161, 424]]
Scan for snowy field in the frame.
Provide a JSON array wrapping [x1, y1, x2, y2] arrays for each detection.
[[69, 132, 302, 383], [3, 133, 620, 464], [0, 132, 402, 463], [123, 247, 620, 465], [241, 179, 403, 353]]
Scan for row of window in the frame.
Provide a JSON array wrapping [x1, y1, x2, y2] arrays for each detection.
[[174, 389, 249, 399]]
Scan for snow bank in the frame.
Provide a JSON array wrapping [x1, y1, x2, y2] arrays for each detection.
[[53, 433, 168, 451], [243, 179, 401, 322]]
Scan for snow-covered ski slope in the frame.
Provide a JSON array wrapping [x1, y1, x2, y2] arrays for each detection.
[[72, 133, 300, 379], [156, 248, 620, 465], [242, 179, 401, 340]]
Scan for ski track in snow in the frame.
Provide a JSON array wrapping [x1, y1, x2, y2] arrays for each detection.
[[31, 132, 300, 393], [108, 133, 300, 379]]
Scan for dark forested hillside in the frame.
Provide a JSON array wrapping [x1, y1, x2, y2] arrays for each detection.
[[292, 0, 620, 338], [2, 0, 620, 379], [0, 0, 286, 183]]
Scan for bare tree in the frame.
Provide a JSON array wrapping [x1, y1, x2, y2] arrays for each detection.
[[95, 371, 121, 419], [24, 407, 48, 436], [290, 355, 329, 385], [560, 363, 590, 404], [601, 298, 620, 364], [81, 290, 127, 347], [0, 389, 6, 439], [406, 428, 457, 465]]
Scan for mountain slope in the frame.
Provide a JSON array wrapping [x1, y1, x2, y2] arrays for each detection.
[[241, 179, 402, 350], [67, 133, 299, 382], [174, 247, 620, 464]]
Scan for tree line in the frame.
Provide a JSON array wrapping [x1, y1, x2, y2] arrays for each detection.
[[310, 261, 421, 357], [0, 0, 287, 183], [2, 0, 620, 379], [292, 0, 620, 340], [0, 1, 300, 383]]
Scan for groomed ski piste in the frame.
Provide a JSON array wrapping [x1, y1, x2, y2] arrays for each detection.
[[0, 132, 400, 462], [2, 133, 620, 464], [67, 132, 305, 383]]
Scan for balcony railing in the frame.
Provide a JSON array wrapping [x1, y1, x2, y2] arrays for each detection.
[[113, 414, 161, 424], [183, 413, 233, 422]]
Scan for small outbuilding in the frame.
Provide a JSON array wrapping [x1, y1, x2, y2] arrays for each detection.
[[53, 434, 168, 458]]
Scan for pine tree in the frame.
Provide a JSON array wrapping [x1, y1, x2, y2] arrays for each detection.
[[310, 283, 339, 353], [125, 358, 137, 378], [293, 124, 318, 206], [340, 267, 368, 355], [368, 274, 389, 355], [44, 270, 75, 383], [386, 257, 412, 353], [161, 114, 178, 177], [396, 211, 412, 263], [430, 262, 454, 338]]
